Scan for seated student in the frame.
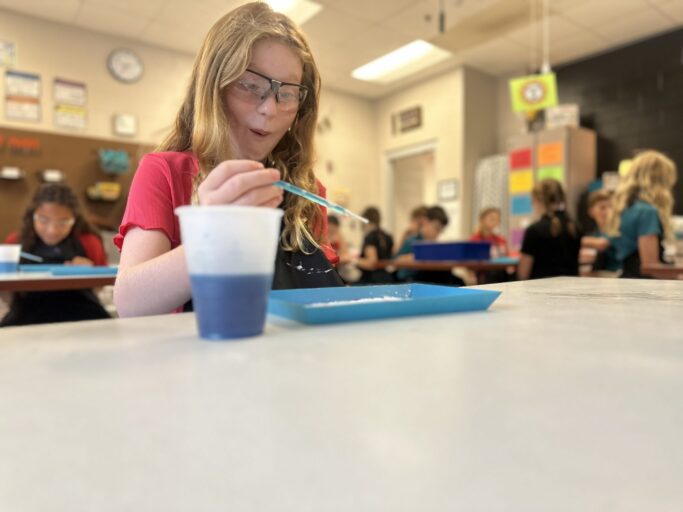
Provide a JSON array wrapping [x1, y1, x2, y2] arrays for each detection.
[[355, 207, 394, 284], [395, 205, 464, 286], [469, 206, 508, 257], [518, 179, 581, 280], [327, 215, 351, 266], [580, 189, 616, 272], [1, 183, 110, 326], [469, 206, 512, 284], [327, 214, 359, 283], [607, 150, 677, 278], [395, 205, 428, 256]]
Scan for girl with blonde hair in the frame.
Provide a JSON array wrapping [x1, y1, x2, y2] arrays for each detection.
[[607, 150, 677, 278], [114, 2, 342, 317]]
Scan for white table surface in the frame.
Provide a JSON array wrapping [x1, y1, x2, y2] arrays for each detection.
[[1, 277, 682, 511]]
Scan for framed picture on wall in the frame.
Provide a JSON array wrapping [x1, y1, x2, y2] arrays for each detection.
[[437, 179, 459, 201]]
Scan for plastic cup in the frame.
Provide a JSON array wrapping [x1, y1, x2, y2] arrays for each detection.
[[0, 244, 21, 273], [175, 205, 283, 340]]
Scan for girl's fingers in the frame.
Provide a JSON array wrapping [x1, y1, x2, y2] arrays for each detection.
[[199, 160, 264, 192], [199, 165, 281, 205]]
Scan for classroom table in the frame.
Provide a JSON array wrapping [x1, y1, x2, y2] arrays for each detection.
[[0, 271, 116, 292], [641, 263, 683, 280], [1, 277, 682, 511], [375, 258, 518, 272]]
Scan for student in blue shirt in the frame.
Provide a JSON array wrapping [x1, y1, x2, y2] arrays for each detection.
[[607, 150, 677, 278]]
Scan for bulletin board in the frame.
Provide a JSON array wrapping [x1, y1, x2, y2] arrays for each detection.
[[0, 126, 154, 240]]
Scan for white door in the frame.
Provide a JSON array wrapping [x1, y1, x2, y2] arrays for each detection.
[[390, 150, 435, 243]]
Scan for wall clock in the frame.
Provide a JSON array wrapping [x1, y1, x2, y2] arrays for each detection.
[[107, 49, 143, 84]]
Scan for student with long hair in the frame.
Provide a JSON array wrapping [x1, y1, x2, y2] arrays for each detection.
[[1, 183, 110, 326], [470, 206, 507, 257], [607, 150, 677, 278], [518, 179, 581, 280], [355, 206, 394, 284], [113, 2, 342, 317]]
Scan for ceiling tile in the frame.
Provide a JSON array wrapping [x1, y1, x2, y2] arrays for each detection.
[[652, 0, 683, 22], [459, 37, 530, 76], [315, 0, 417, 23], [302, 8, 374, 45], [381, 0, 441, 40], [598, 7, 676, 44], [75, 3, 152, 39], [505, 15, 586, 47], [561, 0, 651, 28], [0, 0, 81, 23], [83, 0, 166, 19]]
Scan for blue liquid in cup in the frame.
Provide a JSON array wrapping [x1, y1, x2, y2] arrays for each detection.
[[0, 262, 18, 273], [189, 273, 272, 340]]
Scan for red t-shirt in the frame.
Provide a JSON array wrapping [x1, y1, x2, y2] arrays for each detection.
[[469, 231, 508, 255], [114, 151, 337, 263], [5, 232, 107, 266]]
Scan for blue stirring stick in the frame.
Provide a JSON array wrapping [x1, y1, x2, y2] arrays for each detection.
[[20, 251, 44, 262], [274, 180, 369, 224]]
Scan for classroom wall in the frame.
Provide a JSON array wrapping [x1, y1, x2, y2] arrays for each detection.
[[376, 68, 465, 240], [0, 8, 193, 144], [376, 66, 499, 240], [462, 67, 499, 233]]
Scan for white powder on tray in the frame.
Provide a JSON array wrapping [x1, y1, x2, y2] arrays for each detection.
[[307, 296, 406, 308]]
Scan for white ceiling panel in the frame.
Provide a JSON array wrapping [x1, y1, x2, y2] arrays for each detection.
[[505, 15, 590, 47], [648, 0, 683, 23], [316, 0, 417, 23], [75, 3, 151, 40], [301, 9, 374, 46], [561, 0, 652, 28], [599, 7, 675, 44], [0, 0, 81, 24], [459, 37, 531, 75], [83, 0, 166, 19]]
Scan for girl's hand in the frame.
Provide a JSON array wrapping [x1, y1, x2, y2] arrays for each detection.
[[67, 256, 94, 266], [198, 160, 284, 207]]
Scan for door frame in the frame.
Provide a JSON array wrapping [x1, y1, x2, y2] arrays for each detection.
[[383, 139, 438, 233]]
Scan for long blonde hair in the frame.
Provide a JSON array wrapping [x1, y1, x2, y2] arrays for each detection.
[[608, 150, 677, 241], [158, 2, 322, 253]]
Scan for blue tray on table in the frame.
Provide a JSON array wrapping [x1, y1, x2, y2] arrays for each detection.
[[268, 283, 501, 325], [19, 264, 118, 276]]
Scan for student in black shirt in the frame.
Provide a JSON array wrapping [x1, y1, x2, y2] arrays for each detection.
[[518, 179, 581, 280], [355, 206, 394, 284]]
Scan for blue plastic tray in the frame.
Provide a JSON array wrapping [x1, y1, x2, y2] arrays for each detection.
[[412, 241, 491, 261], [18, 264, 118, 276], [268, 283, 501, 325]]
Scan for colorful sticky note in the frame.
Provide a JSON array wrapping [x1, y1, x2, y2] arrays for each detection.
[[510, 228, 525, 249], [618, 159, 633, 177], [536, 166, 564, 182], [509, 148, 532, 169], [511, 194, 533, 215], [537, 142, 563, 166], [509, 169, 534, 194], [509, 72, 558, 112]]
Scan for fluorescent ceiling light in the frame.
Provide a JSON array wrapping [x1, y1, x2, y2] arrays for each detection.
[[265, 0, 322, 26], [352, 40, 452, 84]]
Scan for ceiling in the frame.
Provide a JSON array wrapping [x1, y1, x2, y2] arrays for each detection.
[[0, 0, 681, 98]]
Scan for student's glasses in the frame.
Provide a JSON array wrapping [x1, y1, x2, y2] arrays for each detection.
[[232, 69, 308, 112], [33, 214, 76, 229]]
